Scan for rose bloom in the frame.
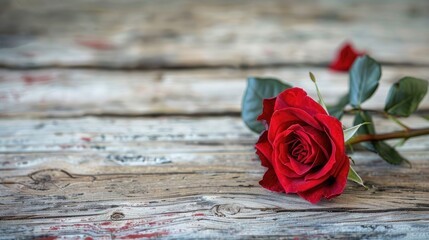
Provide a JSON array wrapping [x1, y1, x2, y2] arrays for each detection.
[[255, 88, 349, 203], [329, 42, 365, 72]]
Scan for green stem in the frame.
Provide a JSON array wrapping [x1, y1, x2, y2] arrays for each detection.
[[309, 72, 328, 113], [343, 108, 385, 116], [386, 114, 411, 131], [348, 127, 429, 145]]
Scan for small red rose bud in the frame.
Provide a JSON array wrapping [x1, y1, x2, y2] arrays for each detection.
[[329, 42, 365, 72]]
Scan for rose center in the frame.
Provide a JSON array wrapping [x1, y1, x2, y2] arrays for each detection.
[[288, 139, 308, 163]]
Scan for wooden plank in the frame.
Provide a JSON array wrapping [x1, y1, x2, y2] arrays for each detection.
[[0, 115, 427, 170], [0, 0, 428, 68], [0, 179, 428, 239], [0, 116, 428, 238], [0, 115, 428, 153], [1, 66, 428, 117]]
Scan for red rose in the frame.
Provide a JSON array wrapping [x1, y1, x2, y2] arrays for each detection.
[[329, 42, 365, 72], [255, 88, 349, 203]]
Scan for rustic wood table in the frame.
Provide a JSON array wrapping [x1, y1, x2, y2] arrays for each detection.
[[1, 0, 429, 239]]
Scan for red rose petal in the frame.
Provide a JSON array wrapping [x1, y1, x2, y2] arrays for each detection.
[[268, 108, 322, 144], [304, 136, 337, 181], [282, 128, 313, 175], [270, 129, 302, 179], [289, 158, 312, 176], [296, 184, 326, 204], [302, 126, 330, 165], [315, 114, 345, 150], [329, 42, 365, 72], [279, 174, 330, 193], [272, 136, 332, 193], [323, 156, 350, 199], [275, 88, 327, 115], [257, 97, 277, 127], [255, 131, 273, 167], [305, 127, 330, 165], [259, 167, 284, 193], [298, 156, 350, 203], [305, 114, 345, 181]]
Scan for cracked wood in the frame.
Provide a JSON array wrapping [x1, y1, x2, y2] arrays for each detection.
[[0, 116, 428, 238]]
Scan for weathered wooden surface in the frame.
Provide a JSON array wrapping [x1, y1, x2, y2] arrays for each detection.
[[0, 116, 429, 239], [0, 0, 428, 68], [1, 0, 429, 239], [1, 66, 428, 117]]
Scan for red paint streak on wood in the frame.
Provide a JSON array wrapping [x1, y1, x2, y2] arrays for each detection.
[[81, 137, 92, 142], [72, 223, 96, 231], [192, 213, 205, 217], [22, 75, 52, 85], [0, 91, 21, 101], [84, 237, 93, 240], [104, 221, 135, 233], [46, 220, 172, 236], [105, 226, 127, 233], [76, 39, 115, 50], [105, 219, 173, 233], [119, 230, 169, 239], [148, 219, 173, 227]]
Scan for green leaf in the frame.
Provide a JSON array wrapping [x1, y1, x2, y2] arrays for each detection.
[[384, 77, 428, 117], [353, 111, 410, 165], [344, 122, 368, 143], [327, 93, 349, 120], [349, 56, 382, 107], [393, 138, 408, 148], [375, 141, 410, 166], [241, 77, 292, 133], [353, 111, 377, 152], [347, 163, 366, 188]]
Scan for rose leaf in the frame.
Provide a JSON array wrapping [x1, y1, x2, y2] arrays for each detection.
[[344, 122, 369, 143], [347, 163, 367, 188], [327, 93, 349, 120], [349, 55, 382, 108], [353, 110, 377, 152], [242, 77, 292, 133], [353, 111, 410, 166], [374, 141, 411, 166], [384, 77, 428, 117]]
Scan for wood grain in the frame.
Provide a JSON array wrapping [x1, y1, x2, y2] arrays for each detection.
[[1, 116, 428, 238], [1, 0, 429, 238], [1, 66, 428, 117], [0, 0, 428, 68]]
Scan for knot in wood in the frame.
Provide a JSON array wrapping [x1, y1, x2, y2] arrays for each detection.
[[27, 169, 74, 191], [110, 211, 125, 221], [211, 204, 243, 217]]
